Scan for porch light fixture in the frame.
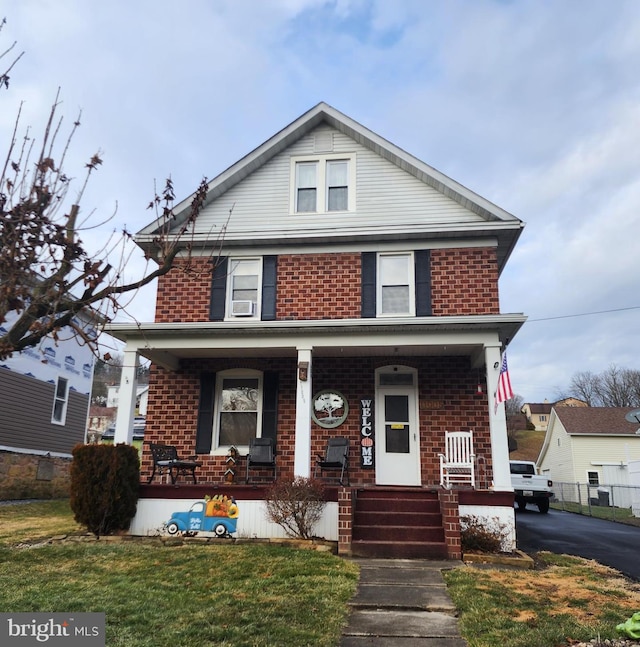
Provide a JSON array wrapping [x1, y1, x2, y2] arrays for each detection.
[[298, 361, 309, 381]]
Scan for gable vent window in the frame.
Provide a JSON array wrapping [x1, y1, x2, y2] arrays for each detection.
[[314, 132, 334, 153]]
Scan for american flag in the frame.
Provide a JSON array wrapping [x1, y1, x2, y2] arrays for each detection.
[[494, 352, 514, 413]]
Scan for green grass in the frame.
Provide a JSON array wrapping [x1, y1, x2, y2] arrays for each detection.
[[0, 498, 84, 545], [0, 501, 359, 647], [6, 501, 640, 647]]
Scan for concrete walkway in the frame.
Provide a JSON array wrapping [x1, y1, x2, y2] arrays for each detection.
[[339, 559, 468, 647]]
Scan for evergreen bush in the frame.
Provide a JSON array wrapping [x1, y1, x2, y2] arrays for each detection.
[[70, 443, 140, 536]]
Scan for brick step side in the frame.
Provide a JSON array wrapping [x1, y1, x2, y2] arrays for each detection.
[[354, 510, 442, 526], [355, 497, 440, 514], [350, 540, 449, 560], [353, 524, 445, 543]]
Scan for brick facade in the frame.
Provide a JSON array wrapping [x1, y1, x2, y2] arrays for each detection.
[[277, 253, 361, 320], [141, 355, 491, 488], [154, 247, 499, 323], [431, 248, 500, 315]]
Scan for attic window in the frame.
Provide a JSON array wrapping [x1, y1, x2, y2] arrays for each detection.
[[291, 153, 355, 214]]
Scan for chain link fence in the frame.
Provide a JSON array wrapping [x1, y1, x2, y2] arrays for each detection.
[[551, 481, 640, 523]]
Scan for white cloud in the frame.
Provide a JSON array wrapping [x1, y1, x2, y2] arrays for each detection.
[[3, 0, 640, 400]]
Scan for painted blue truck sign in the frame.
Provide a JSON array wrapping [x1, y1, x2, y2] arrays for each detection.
[[165, 496, 239, 537]]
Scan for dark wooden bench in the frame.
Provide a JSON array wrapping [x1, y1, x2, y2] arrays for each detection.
[[147, 443, 202, 484]]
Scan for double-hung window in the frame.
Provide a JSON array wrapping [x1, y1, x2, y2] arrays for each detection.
[[378, 253, 415, 316], [292, 154, 355, 213], [214, 370, 263, 449], [51, 376, 69, 425], [227, 258, 261, 318], [296, 163, 318, 212], [326, 160, 348, 211]]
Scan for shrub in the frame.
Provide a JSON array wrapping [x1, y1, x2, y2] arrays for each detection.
[[69, 443, 140, 537], [460, 515, 510, 553], [264, 477, 327, 539]]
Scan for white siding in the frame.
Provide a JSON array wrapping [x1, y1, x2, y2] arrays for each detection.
[[191, 125, 484, 241], [572, 436, 640, 483], [539, 418, 575, 484]]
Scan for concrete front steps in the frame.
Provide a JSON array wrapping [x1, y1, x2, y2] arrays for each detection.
[[351, 488, 448, 559]]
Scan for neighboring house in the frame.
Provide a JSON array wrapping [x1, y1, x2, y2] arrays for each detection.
[[522, 398, 588, 431], [521, 401, 552, 431], [537, 407, 640, 507], [107, 384, 149, 415], [0, 315, 96, 499], [108, 102, 526, 558]]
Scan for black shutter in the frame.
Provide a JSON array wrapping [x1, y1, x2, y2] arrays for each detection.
[[361, 252, 377, 318], [261, 256, 277, 321], [415, 249, 432, 316], [261, 371, 279, 449], [195, 372, 216, 454], [209, 256, 228, 321]]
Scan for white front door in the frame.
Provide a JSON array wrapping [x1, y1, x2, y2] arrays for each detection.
[[375, 367, 421, 486]]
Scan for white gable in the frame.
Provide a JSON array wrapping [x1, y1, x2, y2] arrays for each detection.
[[136, 102, 523, 269], [190, 125, 485, 242]]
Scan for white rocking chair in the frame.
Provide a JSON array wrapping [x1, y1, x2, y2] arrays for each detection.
[[439, 430, 476, 489]]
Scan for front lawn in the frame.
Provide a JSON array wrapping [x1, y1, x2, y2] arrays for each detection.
[[0, 500, 359, 647]]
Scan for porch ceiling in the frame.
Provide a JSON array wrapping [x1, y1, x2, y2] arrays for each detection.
[[108, 315, 526, 371]]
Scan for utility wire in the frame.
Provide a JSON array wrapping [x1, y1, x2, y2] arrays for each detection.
[[528, 305, 640, 323]]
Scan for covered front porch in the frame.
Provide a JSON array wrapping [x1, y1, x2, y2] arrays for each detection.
[[109, 315, 523, 557]]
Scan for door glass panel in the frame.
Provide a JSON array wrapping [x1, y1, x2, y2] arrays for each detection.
[[384, 395, 410, 454], [385, 395, 408, 422], [385, 425, 410, 453]]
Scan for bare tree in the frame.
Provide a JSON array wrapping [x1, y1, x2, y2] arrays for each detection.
[[567, 371, 601, 406], [505, 393, 524, 418], [0, 22, 217, 361], [566, 366, 640, 407]]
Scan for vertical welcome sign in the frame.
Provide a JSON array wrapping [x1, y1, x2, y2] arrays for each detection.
[[360, 399, 374, 468]]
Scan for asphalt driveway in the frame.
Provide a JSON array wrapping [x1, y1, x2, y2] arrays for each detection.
[[515, 507, 640, 581]]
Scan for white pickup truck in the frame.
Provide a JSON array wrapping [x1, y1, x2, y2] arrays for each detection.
[[510, 460, 554, 513]]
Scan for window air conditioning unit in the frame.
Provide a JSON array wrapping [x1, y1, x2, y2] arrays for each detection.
[[231, 300, 255, 316]]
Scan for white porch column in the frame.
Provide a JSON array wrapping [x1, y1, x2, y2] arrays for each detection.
[[294, 347, 313, 477], [114, 348, 139, 445], [485, 344, 513, 491]]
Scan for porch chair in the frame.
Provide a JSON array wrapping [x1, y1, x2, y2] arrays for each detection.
[[314, 437, 349, 485], [147, 443, 202, 485], [245, 437, 276, 484], [439, 430, 476, 489]]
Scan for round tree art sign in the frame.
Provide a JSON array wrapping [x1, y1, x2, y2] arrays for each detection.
[[312, 390, 349, 428]]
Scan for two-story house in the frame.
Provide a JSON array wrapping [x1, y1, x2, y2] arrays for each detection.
[[109, 103, 526, 558]]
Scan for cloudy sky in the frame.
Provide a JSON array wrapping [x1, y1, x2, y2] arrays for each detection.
[[3, 0, 640, 403]]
